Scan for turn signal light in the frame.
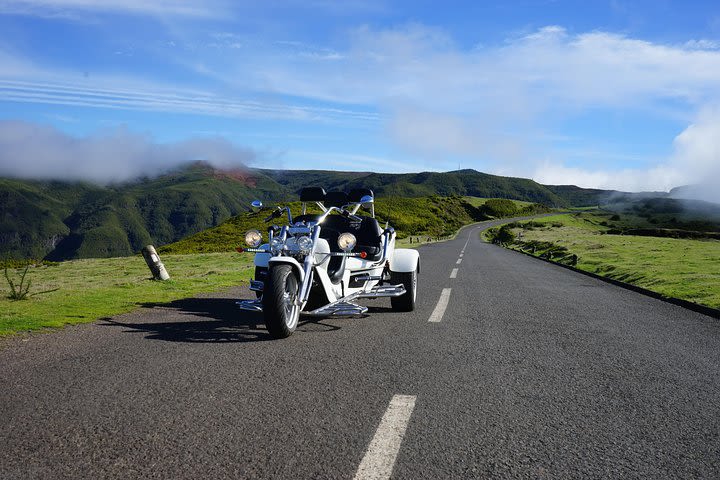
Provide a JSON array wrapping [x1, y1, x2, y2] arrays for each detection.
[[236, 246, 244, 253], [359, 251, 367, 259]]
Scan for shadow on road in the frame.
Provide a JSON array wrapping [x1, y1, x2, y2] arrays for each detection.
[[101, 296, 343, 343], [101, 297, 273, 343]]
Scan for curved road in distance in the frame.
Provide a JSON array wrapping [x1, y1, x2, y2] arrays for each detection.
[[2, 218, 719, 479]]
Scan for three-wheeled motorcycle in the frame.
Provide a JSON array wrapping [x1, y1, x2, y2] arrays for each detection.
[[237, 187, 419, 338]]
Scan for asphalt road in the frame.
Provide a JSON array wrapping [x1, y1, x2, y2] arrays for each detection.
[[2, 218, 720, 479]]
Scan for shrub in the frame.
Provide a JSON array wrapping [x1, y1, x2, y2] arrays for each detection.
[[481, 199, 518, 218], [495, 226, 516, 244], [4, 265, 31, 300]]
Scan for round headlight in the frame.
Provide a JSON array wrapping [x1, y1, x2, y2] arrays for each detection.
[[337, 232, 357, 252], [245, 229, 262, 248], [270, 236, 285, 253], [296, 235, 313, 252]]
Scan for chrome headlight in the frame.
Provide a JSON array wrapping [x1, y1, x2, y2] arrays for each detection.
[[296, 235, 313, 253], [270, 236, 285, 254], [245, 229, 262, 248], [337, 232, 357, 251]]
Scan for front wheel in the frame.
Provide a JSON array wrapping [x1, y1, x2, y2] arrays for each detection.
[[390, 269, 417, 312], [263, 264, 301, 338]]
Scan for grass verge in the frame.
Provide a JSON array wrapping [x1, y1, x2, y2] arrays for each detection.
[[487, 213, 720, 310], [0, 252, 253, 336]]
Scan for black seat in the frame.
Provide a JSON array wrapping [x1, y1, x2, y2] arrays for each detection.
[[353, 216, 383, 261], [317, 215, 353, 284]]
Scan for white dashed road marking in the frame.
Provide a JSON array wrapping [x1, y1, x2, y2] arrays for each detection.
[[456, 258, 462, 264], [428, 288, 452, 323], [354, 395, 417, 480], [450, 268, 458, 279], [462, 230, 472, 251]]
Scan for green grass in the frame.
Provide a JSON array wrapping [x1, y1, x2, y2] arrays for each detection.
[[498, 213, 720, 309], [463, 196, 536, 208], [158, 196, 484, 254], [0, 252, 254, 336]]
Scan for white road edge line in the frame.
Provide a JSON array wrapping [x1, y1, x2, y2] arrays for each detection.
[[456, 258, 462, 264], [354, 395, 417, 480], [450, 268, 458, 279], [428, 288, 452, 323]]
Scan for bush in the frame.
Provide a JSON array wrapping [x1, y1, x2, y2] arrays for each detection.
[[495, 226, 516, 244], [481, 199, 518, 218]]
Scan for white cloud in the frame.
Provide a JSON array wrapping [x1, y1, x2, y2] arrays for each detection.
[[4, 22, 720, 191], [684, 39, 720, 50], [0, 77, 378, 123], [234, 24, 720, 111], [291, 150, 422, 173], [533, 106, 720, 198], [532, 160, 679, 192], [0, 0, 229, 18], [196, 24, 720, 190], [0, 120, 257, 183]]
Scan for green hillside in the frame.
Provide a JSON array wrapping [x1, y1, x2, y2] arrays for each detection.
[[1, 163, 637, 262], [261, 168, 569, 206], [158, 196, 484, 254], [0, 178, 104, 259], [2, 163, 285, 261]]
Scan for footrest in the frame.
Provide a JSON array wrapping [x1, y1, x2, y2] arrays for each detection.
[[304, 301, 368, 317], [237, 299, 263, 312], [357, 284, 406, 298]]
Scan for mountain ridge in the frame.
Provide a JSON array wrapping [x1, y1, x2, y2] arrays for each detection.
[[0, 162, 658, 261]]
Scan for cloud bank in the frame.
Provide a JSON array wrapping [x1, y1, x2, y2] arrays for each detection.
[[228, 25, 720, 192], [0, 121, 256, 184], [3, 21, 720, 193]]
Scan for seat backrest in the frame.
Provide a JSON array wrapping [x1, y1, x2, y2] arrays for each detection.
[[355, 217, 382, 248], [324, 190, 349, 208], [348, 188, 374, 203], [300, 187, 326, 202], [317, 215, 353, 251]]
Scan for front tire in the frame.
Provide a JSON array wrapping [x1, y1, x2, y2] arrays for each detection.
[[263, 264, 300, 338], [390, 269, 417, 312]]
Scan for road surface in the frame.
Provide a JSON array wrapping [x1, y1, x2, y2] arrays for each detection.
[[2, 219, 719, 479]]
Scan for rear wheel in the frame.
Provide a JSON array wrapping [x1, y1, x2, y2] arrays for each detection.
[[263, 264, 300, 338], [390, 268, 417, 312]]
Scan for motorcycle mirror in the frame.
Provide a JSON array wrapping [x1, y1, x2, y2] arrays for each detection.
[[360, 195, 374, 208], [250, 200, 263, 212]]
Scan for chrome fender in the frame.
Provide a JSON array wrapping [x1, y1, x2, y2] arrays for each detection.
[[268, 256, 305, 282], [389, 248, 419, 273], [253, 244, 271, 268]]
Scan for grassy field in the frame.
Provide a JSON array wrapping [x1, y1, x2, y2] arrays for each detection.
[[491, 212, 720, 309], [1, 195, 549, 337], [464, 196, 536, 208], [1, 252, 254, 336]]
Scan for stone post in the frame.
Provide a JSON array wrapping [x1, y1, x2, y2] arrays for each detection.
[[141, 245, 170, 281]]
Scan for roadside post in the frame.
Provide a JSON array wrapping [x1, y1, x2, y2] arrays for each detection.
[[141, 245, 170, 281]]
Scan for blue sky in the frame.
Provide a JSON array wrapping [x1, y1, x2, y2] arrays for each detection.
[[1, 0, 720, 191]]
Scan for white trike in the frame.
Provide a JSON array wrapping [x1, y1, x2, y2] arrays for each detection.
[[237, 188, 419, 338]]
